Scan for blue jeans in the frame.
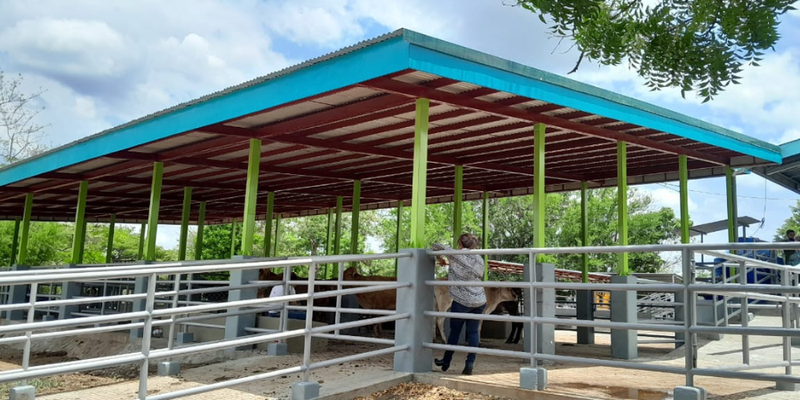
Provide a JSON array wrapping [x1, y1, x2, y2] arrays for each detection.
[[442, 301, 486, 366], [268, 311, 307, 320]]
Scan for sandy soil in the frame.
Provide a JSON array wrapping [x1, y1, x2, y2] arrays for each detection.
[[0, 326, 793, 400], [353, 382, 513, 400]]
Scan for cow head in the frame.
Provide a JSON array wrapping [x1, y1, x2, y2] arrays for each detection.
[[343, 267, 360, 280]]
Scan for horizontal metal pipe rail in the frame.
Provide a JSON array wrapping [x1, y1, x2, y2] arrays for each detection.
[[4, 244, 800, 398]]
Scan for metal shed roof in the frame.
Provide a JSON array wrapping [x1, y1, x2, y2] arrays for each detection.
[[0, 29, 784, 224]]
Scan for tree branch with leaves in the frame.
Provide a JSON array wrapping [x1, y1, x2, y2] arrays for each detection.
[[513, 0, 795, 102], [0, 70, 48, 166]]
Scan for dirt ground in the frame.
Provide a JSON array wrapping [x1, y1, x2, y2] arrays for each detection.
[[0, 325, 793, 400], [353, 382, 513, 400]]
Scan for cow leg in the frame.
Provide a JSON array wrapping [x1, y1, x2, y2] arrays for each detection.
[[512, 322, 523, 344]]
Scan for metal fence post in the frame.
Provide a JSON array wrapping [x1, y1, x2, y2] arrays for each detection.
[[523, 261, 555, 357], [58, 265, 83, 320], [224, 266, 259, 353], [610, 274, 638, 360], [130, 275, 149, 340], [6, 265, 30, 321], [393, 249, 434, 373]]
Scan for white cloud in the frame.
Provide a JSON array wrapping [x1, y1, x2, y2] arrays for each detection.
[[1, 0, 799, 250], [0, 18, 133, 79]]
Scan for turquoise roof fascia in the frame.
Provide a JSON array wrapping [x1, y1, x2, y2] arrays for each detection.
[[0, 35, 411, 187], [401, 30, 782, 164], [780, 138, 800, 159]]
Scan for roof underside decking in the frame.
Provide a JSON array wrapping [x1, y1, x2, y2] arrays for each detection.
[[0, 30, 780, 224]]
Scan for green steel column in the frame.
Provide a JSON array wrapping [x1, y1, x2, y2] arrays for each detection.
[[726, 166, 738, 243], [10, 217, 20, 266], [17, 193, 33, 266], [532, 123, 546, 262], [71, 180, 89, 265], [145, 162, 164, 261], [78, 220, 87, 264], [617, 142, 629, 276], [326, 208, 333, 256], [264, 192, 275, 257], [138, 222, 146, 260], [334, 196, 343, 255], [332, 196, 343, 278], [453, 165, 463, 246], [273, 215, 281, 256], [325, 207, 333, 278], [679, 155, 690, 244], [482, 191, 490, 281], [242, 139, 262, 256], [178, 187, 193, 261], [350, 180, 362, 257], [230, 221, 238, 258], [581, 182, 589, 283], [195, 201, 206, 260], [105, 214, 116, 264], [395, 200, 404, 276], [409, 98, 430, 248]]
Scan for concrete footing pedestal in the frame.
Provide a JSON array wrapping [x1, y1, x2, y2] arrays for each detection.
[[9, 385, 35, 400], [674, 386, 706, 400], [520, 367, 547, 391], [291, 381, 320, 400]]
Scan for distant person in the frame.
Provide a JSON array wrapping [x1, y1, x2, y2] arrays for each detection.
[[431, 233, 486, 376], [268, 284, 306, 320], [784, 230, 798, 266]]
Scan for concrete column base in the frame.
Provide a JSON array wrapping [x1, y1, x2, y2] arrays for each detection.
[[157, 361, 181, 376], [520, 367, 547, 390], [7, 265, 30, 321], [610, 275, 638, 360], [268, 342, 288, 356], [776, 381, 800, 391], [674, 386, 706, 400], [576, 290, 594, 345], [9, 385, 35, 400], [291, 381, 320, 400], [176, 332, 194, 345]]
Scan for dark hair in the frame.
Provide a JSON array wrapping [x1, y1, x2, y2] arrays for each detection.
[[788, 230, 796, 235], [458, 233, 480, 249]]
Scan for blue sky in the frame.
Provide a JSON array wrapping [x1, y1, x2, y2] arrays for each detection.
[[1, 0, 798, 250]]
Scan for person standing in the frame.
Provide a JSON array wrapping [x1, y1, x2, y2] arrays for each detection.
[[432, 233, 487, 375], [784, 229, 798, 266]]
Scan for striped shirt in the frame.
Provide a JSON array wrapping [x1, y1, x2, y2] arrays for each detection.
[[432, 243, 487, 308]]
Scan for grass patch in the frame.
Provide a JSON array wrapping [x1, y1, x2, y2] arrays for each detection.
[[0, 378, 62, 397]]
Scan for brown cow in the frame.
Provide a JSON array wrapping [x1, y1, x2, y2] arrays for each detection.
[[257, 269, 337, 322], [257, 269, 307, 298], [434, 284, 519, 343], [343, 267, 397, 337]]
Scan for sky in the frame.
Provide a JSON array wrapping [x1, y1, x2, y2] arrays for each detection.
[[1, 0, 799, 251]]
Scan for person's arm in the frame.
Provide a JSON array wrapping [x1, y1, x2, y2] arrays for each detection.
[[431, 243, 451, 266]]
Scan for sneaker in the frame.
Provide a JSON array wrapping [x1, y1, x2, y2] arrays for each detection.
[[462, 365, 473, 375], [434, 358, 450, 372]]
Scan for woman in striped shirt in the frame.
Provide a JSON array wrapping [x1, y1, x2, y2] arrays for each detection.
[[432, 233, 486, 375]]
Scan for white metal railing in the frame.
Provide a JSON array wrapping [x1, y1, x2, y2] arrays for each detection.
[[427, 242, 800, 389], [3, 242, 800, 398], [0, 253, 411, 399]]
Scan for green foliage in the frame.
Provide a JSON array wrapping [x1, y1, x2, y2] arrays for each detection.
[[774, 200, 800, 241], [515, 0, 795, 102], [1, 221, 175, 267], [372, 188, 680, 274]]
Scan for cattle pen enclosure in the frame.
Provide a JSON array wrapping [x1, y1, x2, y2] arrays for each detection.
[[2, 242, 800, 399]]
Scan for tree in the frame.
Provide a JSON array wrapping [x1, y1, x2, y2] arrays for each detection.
[[774, 200, 800, 241], [0, 70, 48, 165], [372, 188, 681, 275], [513, 0, 795, 102]]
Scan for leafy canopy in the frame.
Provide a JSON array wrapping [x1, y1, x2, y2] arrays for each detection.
[[514, 0, 795, 102]]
